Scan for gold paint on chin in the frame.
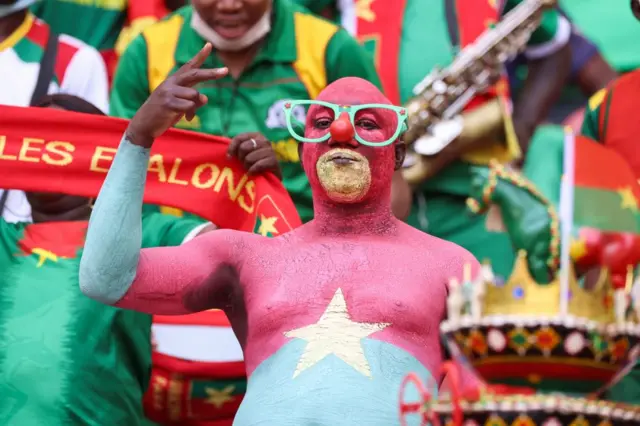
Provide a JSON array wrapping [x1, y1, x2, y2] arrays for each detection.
[[316, 148, 372, 203]]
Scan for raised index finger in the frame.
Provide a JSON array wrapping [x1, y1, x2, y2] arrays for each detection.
[[177, 42, 212, 74]]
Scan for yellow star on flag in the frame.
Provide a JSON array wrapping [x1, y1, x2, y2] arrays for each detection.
[[284, 288, 390, 378], [205, 385, 235, 409], [618, 186, 638, 211], [257, 215, 279, 236], [356, 0, 376, 22]]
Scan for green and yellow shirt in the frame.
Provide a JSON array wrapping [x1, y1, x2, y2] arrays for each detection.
[[110, 0, 381, 223]]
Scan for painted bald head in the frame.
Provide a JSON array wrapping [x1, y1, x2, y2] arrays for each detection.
[[299, 77, 406, 205]]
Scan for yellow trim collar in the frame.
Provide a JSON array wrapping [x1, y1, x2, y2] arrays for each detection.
[[0, 12, 34, 53]]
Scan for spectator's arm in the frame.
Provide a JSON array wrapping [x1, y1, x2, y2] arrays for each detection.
[[60, 41, 109, 113], [325, 29, 382, 89], [504, 1, 572, 154], [110, 35, 151, 119]]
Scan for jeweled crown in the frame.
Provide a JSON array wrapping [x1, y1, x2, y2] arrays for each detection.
[[447, 251, 640, 327]]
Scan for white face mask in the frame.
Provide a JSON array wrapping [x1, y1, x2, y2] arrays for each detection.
[[191, 5, 272, 52], [0, 0, 37, 19]]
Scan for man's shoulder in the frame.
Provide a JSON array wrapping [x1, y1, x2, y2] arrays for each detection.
[[402, 223, 478, 263], [24, 17, 101, 74], [612, 70, 640, 95], [56, 33, 102, 65], [587, 71, 640, 112], [56, 34, 104, 75]]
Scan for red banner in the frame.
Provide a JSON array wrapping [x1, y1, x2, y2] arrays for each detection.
[[0, 105, 302, 234]]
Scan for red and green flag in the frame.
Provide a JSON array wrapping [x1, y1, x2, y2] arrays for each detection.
[[569, 134, 640, 279]]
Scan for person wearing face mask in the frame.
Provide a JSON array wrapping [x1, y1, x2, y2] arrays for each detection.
[[109, 0, 402, 224], [0, 0, 109, 224], [80, 42, 482, 426]]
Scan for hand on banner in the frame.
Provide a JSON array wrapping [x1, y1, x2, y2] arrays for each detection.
[[127, 43, 228, 148], [227, 133, 282, 179]]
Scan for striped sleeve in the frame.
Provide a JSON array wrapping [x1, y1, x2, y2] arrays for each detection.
[[503, 0, 570, 59]]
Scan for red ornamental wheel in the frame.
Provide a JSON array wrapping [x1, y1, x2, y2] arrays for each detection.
[[440, 361, 463, 426], [398, 373, 438, 426], [398, 362, 465, 426]]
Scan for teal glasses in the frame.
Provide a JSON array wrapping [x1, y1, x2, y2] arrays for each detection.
[[282, 100, 408, 147]]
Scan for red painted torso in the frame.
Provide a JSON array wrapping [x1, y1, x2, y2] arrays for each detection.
[[235, 220, 476, 376]]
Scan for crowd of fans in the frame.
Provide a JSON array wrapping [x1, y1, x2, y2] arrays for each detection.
[[0, 0, 635, 424]]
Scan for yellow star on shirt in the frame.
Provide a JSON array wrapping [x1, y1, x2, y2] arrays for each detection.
[[284, 288, 390, 379], [618, 186, 638, 211], [257, 215, 279, 236], [205, 385, 235, 409]]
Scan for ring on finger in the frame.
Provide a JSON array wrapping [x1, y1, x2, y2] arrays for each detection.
[[250, 138, 258, 150]]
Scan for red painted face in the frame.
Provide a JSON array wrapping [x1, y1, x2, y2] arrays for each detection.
[[301, 77, 399, 206]]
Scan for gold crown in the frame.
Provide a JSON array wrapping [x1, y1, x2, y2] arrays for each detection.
[[482, 250, 616, 323]]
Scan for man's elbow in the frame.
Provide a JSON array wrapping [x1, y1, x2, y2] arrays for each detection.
[[78, 256, 136, 305]]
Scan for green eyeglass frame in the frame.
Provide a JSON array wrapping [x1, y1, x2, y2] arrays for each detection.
[[282, 100, 408, 147]]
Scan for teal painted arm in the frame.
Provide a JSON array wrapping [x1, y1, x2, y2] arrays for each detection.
[[79, 136, 150, 304]]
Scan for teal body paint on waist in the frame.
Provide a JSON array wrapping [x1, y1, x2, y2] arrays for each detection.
[[234, 338, 435, 426]]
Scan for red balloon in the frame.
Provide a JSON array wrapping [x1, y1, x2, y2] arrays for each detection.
[[600, 239, 631, 275], [628, 234, 640, 265], [611, 273, 626, 290], [329, 114, 355, 141]]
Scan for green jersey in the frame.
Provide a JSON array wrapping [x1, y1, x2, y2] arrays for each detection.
[[31, 0, 127, 51], [110, 0, 381, 223], [0, 213, 205, 425]]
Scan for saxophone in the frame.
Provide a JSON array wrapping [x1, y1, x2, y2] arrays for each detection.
[[402, 0, 557, 185]]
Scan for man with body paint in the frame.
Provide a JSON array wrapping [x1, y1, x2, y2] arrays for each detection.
[[80, 43, 481, 425]]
